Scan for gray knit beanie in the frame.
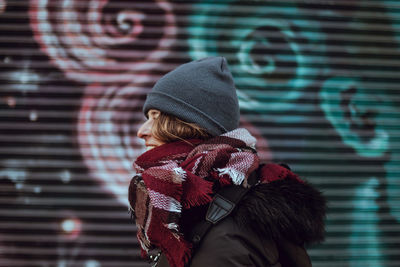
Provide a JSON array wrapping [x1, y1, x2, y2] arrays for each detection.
[[143, 56, 240, 136]]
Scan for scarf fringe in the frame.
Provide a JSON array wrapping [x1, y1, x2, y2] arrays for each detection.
[[181, 174, 213, 209], [217, 167, 245, 185], [149, 218, 193, 267], [162, 240, 192, 267]]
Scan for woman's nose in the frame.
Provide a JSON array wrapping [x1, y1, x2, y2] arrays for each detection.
[[137, 120, 151, 139]]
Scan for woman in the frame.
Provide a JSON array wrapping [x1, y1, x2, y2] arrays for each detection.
[[129, 57, 326, 267]]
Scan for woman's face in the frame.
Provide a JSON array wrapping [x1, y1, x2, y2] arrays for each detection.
[[137, 109, 165, 150]]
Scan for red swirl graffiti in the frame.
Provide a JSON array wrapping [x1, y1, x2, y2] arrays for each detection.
[[78, 81, 152, 205], [29, 0, 177, 83]]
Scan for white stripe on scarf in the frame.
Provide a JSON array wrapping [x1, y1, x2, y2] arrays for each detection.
[[222, 128, 257, 150], [148, 189, 182, 213]]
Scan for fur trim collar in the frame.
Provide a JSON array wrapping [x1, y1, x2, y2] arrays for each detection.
[[235, 166, 326, 245]]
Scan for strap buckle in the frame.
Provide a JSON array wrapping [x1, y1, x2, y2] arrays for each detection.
[[206, 194, 235, 224]]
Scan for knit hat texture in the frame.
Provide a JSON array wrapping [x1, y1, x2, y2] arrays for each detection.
[[143, 56, 240, 136]]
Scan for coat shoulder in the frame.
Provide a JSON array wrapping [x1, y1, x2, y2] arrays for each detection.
[[189, 216, 280, 267], [235, 177, 326, 245]]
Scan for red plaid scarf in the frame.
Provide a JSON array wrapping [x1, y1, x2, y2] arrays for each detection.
[[128, 128, 302, 267]]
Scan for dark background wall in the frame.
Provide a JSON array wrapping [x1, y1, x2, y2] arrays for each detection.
[[1, 0, 399, 266]]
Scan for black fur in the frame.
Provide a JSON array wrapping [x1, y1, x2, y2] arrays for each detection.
[[235, 179, 326, 245]]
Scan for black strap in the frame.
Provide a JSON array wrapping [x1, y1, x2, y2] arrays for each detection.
[[189, 183, 252, 249], [188, 163, 296, 251], [206, 186, 249, 224], [189, 169, 261, 249]]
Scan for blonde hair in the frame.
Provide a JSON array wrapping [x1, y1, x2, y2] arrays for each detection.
[[152, 112, 212, 144]]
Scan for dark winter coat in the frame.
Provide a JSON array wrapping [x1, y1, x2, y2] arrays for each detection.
[[155, 172, 326, 267]]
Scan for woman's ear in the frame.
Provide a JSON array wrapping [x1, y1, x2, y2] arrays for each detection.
[[319, 76, 389, 158]]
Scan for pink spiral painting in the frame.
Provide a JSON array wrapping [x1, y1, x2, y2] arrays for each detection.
[[29, 0, 177, 83]]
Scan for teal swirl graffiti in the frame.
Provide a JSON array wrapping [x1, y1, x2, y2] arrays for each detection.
[[320, 77, 389, 158], [188, 1, 326, 113]]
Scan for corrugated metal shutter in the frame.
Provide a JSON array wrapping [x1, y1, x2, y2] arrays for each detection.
[[1, 0, 399, 266]]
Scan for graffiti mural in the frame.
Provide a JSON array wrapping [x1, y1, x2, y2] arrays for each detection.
[[188, 1, 327, 114], [0, 0, 399, 266]]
